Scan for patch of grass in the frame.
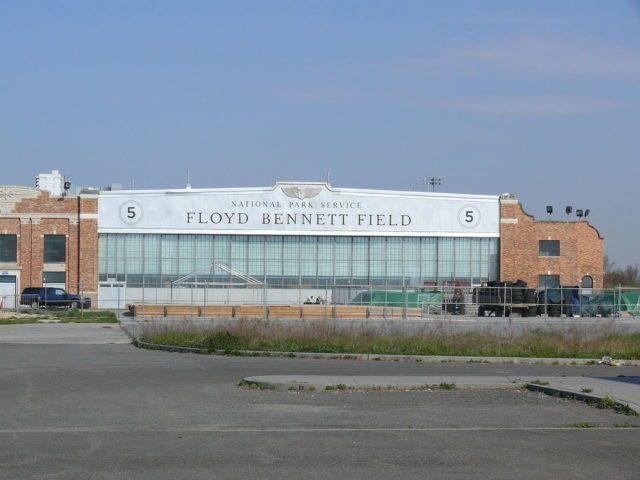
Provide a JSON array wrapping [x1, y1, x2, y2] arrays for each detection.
[[336, 383, 348, 390], [591, 396, 639, 416], [613, 422, 638, 428], [53, 310, 118, 323], [438, 382, 456, 390], [324, 385, 336, 391], [139, 319, 640, 359], [566, 422, 597, 428], [530, 380, 550, 386], [0, 317, 41, 325], [236, 380, 275, 390], [581, 388, 593, 393], [0, 310, 117, 324]]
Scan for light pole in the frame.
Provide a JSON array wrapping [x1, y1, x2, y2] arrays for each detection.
[[423, 177, 441, 192]]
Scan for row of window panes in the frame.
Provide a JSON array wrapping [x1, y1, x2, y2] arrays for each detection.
[[99, 234, 498, 286], [0, 234, 66, 263]]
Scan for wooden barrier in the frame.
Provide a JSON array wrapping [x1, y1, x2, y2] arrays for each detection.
[[385, 307, 405, 319], [367, 306, 386, 319], [383, 307, 423, 319], [134, 304, 166, 317], [200, 305, 234, 318], [268, 305, 301, 319], [301, 305, 331, 319], [334, 305, 368, 319], [234, 305, 266, 319], [130, 303, 420, 320], [165, 305, 200, 317]]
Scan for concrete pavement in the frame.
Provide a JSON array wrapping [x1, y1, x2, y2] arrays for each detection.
[[0, 323, 131, 344]]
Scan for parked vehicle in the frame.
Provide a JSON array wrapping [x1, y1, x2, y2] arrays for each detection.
[[473, 280, 537, 317], [20, 287, 91, 309]]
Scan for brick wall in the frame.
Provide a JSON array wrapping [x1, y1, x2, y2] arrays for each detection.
[[0, 187, 98, 303], [500, 197, 604, 288]]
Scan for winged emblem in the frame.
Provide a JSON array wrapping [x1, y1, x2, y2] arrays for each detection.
[[281, 185, 323, 200]]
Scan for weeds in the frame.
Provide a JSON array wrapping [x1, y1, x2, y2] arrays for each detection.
[[0, 317, 40, 325], [591, 396, 639, 416], [0, 310, 117, 324], [581, 388, 593, 393], [566, 422, 597, 428], [236, 380, 275, 390], [438, 382, 456, 390], [139, 319, 640, 359], [530, 380, 550, 386]]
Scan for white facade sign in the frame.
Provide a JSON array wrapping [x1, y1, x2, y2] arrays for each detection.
[[98, 183, 499, 237]]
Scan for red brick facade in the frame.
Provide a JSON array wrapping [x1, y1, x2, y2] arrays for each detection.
[[499, 196, 604, 288], [0, 186, 98, 302]]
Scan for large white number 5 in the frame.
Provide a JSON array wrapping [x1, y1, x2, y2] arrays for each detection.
[[465, 210, 473, 223]]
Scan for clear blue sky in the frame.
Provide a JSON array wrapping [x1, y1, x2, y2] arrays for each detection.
[[1, 0, 639, 266]]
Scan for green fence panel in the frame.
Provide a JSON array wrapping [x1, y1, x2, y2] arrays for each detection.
[[349, 290, 443, 312]]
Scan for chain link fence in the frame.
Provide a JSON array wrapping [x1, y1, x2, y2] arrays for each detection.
[[110, 281, 640, 320]]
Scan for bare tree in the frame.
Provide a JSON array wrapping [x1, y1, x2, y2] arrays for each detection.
[[604, 255, 640, 287]]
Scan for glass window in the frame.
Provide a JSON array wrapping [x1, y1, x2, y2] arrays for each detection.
[[44, 235, 66, 263], [317, 237, 333, 278], [352, 237, 368, 281], [437, 237, 454, 282], [0, 234, 17, 262], [334, 237, 351, 280], [369, 237, 386, 281], [144, 235, 161, 275], [421, 237, 437, 282], [97, 233, 502, 289], [539, 240, 560, 257], [299, 237, 317, 279], [247, 236, 265, 277], [454, 238, 471, 282], [43, 271, 66, 284], [539, 275, 560, 288]]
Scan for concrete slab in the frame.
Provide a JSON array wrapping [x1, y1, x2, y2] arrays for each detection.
[[0, 323, 131, 344], [242, 375, 521, 391], [524, 376, 640, 414], [241, 374, 640, 414]]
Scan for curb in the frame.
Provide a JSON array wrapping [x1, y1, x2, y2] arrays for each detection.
[[526, 383, 640, 415], [133, 338, 208, 354], [130, 338, 640, 366]]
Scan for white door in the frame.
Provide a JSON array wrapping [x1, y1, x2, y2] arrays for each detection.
[[98, 282, 126, 309], [0, 275, 17, 309]]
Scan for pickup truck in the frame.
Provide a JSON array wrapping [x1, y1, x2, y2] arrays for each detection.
[[21, 287, 91, 309]]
